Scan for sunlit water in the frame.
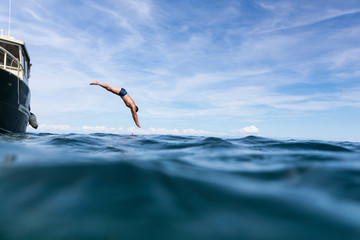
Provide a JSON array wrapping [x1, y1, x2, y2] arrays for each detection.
[[1, 133, 360, 240]]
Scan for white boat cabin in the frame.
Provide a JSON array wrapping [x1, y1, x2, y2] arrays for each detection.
[[0, 35, 31, 83]]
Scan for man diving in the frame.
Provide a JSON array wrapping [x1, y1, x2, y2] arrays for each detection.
[[90, 80, 141, 128]]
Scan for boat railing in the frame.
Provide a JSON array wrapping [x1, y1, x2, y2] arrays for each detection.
[[0, 45, 26, 104], [0, 45, 24, 74]]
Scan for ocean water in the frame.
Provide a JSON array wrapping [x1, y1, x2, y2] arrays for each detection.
[[0, 133, 360, 240]]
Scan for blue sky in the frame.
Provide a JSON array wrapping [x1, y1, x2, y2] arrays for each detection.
[[1, 0, 359, 140]]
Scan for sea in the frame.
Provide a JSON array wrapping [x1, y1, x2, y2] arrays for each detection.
[[0, 133, 360, 240]]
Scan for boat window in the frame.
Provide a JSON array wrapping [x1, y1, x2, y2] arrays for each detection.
[[21, 50, 25, 68], [6, 53, 19, 68], [0, 42, 19, 59], [24, 59, 28, 78], [0, 51, 4, 67], [0, 42, 20, 68]]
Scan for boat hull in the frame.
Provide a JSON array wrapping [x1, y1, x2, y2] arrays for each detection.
[[0, 68, 30, 133]]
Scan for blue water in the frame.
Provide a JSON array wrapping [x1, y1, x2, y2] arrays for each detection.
[[1, 133, 360, 240]]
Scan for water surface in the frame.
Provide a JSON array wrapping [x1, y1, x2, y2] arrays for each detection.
[[1, 133, 360, 240]]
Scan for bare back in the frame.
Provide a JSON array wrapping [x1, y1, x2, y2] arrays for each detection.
[[121, 94, 136, 109]]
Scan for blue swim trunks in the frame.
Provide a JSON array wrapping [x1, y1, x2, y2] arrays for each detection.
[[119, 88, 127, 97]]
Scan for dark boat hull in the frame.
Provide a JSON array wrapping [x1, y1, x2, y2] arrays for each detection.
[[0, 68, 30, 133]]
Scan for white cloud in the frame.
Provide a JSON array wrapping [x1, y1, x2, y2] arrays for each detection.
[[146, 128, 215, 136], [38, 124, 72, 132], [36, 124, 216, 136], [36, 123, 261, 138], [81, 126, 121, 133], [35, 124, 238, 137], [232, 126, 260, 136], [37, 124, 121, 134]]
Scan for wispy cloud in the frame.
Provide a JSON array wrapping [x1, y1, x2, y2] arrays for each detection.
[[5, 0, 360, 140], [255, 1, 360, 32]]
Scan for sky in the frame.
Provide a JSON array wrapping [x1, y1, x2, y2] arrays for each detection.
[[1, 0, 359, 140]]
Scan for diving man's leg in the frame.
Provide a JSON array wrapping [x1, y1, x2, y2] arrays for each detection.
[[90, 80, 121, 95]]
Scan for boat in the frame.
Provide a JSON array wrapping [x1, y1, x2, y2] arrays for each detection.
[[0, 32, 37, 133]]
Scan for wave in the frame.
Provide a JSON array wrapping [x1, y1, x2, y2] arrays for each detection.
[[1, 133, 360, 239]]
